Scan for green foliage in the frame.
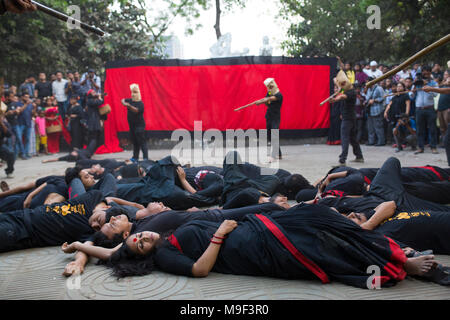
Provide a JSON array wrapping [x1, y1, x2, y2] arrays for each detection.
[[279, 0, 450, 66], [0, 0, 207, 86]]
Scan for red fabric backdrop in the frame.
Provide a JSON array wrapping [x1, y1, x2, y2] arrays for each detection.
[[98, 57, 334, 154]]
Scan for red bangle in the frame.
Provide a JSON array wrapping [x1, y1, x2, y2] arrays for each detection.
[[213, 234, 226, 240], [210, 239, 223, 245]]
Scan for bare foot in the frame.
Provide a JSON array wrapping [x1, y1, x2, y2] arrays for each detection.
[[404, 255, 436, 276], [0, 181, 9, 192]]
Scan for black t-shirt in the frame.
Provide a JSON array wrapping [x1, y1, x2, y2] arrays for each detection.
[[25, 190, 105, 245], [265, 92, 283, 120], [6, 103, 20, 126], [388, 94, 410, 121], [125, 99, 145, 127], [340, 89, 356, 120], [375, 210, 450, 254], [318, 195, 383, 216], [35, 81, 53, 98]]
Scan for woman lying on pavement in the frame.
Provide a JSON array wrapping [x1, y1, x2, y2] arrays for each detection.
[[62, 202, 440, 289]]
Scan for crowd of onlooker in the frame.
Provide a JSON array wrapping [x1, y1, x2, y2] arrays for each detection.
[[328, 58, 450, 154], [0, 69, 104, 178]]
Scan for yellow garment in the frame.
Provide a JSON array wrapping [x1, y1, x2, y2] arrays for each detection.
[[346, 70, 355, 84]]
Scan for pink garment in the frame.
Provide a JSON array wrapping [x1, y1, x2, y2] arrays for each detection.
[[35, 116, 46, 136]]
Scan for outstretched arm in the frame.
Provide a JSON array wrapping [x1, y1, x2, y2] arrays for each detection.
[[62, 241, 93, 277], [62, 241, 122, 261]]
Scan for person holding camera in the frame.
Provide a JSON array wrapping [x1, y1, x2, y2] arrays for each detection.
[[80, 69, 101, 107], [410, 66, 439, 154], [393, 114, 417, 153]]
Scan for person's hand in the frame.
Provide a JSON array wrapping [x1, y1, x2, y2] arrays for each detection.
[[422, 86, 434, 93], [369, 99, 374, 105], [62, 261, 84, 277], [176, 166, 186, 180], [384, 112, 389, 120], [23, 194, 32, 208], [187, 207, 200, 212], [4, 0, 37, 14], [215, 220, 238, 237], [61, 241, 81, 254]]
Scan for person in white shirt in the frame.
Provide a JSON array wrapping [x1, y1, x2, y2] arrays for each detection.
[[363, 61, 383, 79], [52, 71, 68, 120]]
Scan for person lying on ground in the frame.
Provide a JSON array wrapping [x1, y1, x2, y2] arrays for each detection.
[[62, 203, 440, 289]]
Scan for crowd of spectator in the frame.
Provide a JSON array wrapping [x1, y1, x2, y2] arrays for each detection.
[[329, 58, 450, 154], [0, 69, 104, 178]]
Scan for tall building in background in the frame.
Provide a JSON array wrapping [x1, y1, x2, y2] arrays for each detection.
[[163, 36, 184, 59]]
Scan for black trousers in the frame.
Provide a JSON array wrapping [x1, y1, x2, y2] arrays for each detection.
[[367, 157, 450, 212], [86, 130, 102, 157], [0, 144, 15, 174], [339, 119, 363, 163], [129, 125, 148, 160], [266, 117, 282, 158]]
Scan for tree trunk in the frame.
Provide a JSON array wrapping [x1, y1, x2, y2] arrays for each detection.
[[214, 0, 222, 40]]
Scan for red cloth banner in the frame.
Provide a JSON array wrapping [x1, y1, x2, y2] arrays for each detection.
[[100, 57, 335, 153]]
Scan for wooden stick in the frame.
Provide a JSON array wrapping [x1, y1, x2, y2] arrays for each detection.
[[365, 34, 450, 88], [31, 0, 106, 36], [234, 101, 257, 111], [383, 90, 414, 98], [319, 91, 340, 106]]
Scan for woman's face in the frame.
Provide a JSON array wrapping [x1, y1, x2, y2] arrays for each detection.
[[397, 83, 405, 92], [126, 231, 160, 255], [345, 212, 367, 226]]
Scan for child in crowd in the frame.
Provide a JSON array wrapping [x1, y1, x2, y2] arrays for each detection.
[[35, 108, 48, 155]]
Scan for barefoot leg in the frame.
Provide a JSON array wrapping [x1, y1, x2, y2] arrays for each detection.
[[404, 255, 437, 276]]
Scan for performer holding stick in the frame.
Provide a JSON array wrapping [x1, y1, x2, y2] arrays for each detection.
[[331, 71, 364, 166], [121, 84, 148, 163], [259, 78, 283, 162]]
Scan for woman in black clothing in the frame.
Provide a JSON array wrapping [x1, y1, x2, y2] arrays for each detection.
[[384, 83, 411, 126], [121, 84, 148, 162], [63, 203, 438, 289], [67, 95, 85, 150]]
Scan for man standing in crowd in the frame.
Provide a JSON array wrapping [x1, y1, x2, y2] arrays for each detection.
[[18, 75, 34, 97], [364, 77, 385, 146], [16, 92, 33, 159], [410, 66, 439, 154], [80, 69, 101, 107], [66, 71, 82, 104], [363, 61, 383, 79], [34, 72, 52, 103], [52, 71, 68, 120], [0, 99, 14, 178]]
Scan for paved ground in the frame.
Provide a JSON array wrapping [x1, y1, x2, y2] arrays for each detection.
[[0, 143, 449, 300]]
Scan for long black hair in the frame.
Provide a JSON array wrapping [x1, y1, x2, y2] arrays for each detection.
[[104, 231, 173, 279], [105, 242, 156, 279]]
